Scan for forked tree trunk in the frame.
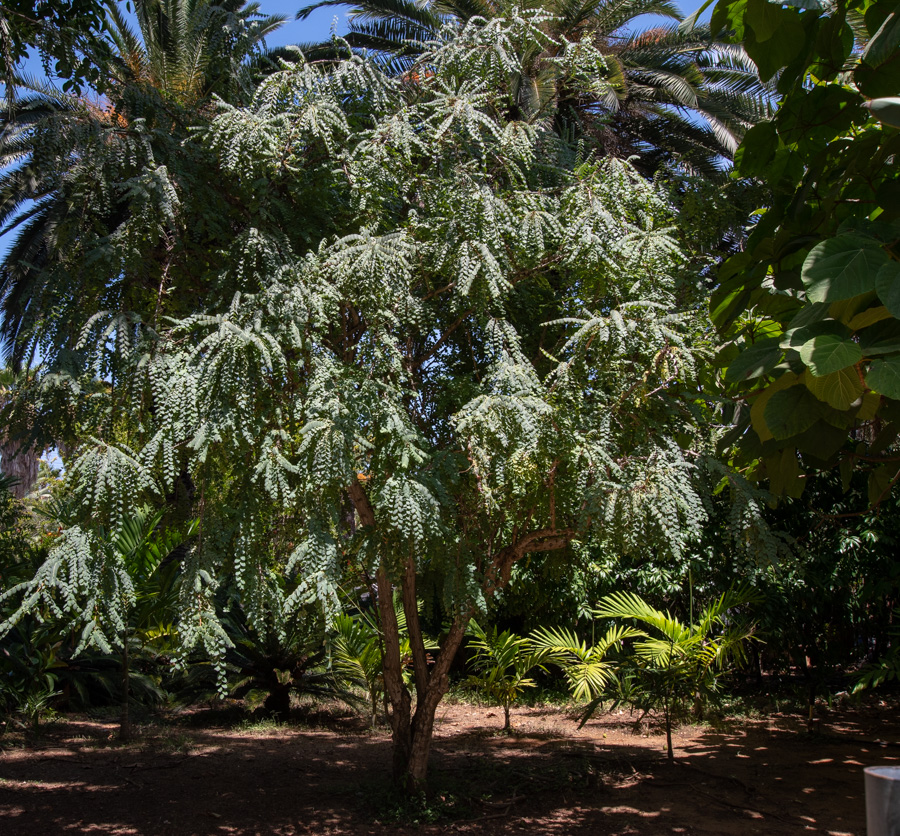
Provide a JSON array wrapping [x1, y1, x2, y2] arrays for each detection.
[[346, 477, 572, 790], [376, 563, 468, 790]]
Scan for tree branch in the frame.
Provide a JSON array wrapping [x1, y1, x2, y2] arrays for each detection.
[[402, 556, 429, 699], [347, 477, 376, 528], [414, 309, 473, 368], [483, 528, 574, 597]]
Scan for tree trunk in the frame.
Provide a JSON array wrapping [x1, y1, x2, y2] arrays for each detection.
[[0, 438, 39, 499], [377, 565, 468, 791], [664, 692, 673, 761], [345, 476, 573, 790], [503, 703, 511, 733], [119, 637, 132, 742]]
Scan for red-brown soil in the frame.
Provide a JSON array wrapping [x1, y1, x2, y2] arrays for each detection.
[[1, 699, 896, 835]]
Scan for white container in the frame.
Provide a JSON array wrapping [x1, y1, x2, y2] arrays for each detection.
[[865, 766, 900, 835]]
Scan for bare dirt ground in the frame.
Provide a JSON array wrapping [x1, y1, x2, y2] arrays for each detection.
[[1, 698, 897, 835]]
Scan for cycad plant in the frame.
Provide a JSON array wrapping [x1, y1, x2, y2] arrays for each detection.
[[466, 621, 553, 732], [224, 608, 336, 721], [107, 508, 196, 739], [596, 587, 759, 760]]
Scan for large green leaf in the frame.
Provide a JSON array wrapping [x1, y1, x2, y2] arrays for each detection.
[[799, 333, 862, 376], [856, 52, 900, 98], [801, 235, 890, 303], [860, 319, 900, 356], [746, 0, 782, 42], [803, 367, 864, 410], [744, 9, 805, 80], [862, 12, 900, 68], [765, 446, 803, 498], [867, 355, 900, 399], [751, 372, 798, 442], [734, 121, 778, 177], [866, 96, 900, 128], [848, 305, 893, 331], [764, 385, 823, 440], [724, 337, 782, 383], [792, 419, 848, 461], [782, 318, 850, 349], [868, 464, 900, 506], [875, 260, 900, 317]]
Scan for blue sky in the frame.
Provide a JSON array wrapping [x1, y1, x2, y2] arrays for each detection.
[[11, 0, 713, 87], [261, 0, 711, 49]]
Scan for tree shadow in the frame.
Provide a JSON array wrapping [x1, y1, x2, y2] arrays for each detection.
[[0, 705, 889, 835]]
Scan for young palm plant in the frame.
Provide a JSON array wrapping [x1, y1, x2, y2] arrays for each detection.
[[330, 612, 387, 727], [531, 622, 642, 703], [596, 586, 759, 760], [466, 621, 554, 732]]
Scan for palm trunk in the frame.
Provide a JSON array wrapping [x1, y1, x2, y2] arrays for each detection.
[[503, 703, 511, 733], [0, 438, 39, 499]]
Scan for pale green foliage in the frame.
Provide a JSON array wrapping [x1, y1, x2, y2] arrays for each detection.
[[0, 507, 190, 658], [6, 12, 716, 673], [0, 526, 134, 654]]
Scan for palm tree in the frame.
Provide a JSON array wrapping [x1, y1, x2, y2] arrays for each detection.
[[531, 621, 642, 702], [466, 621, 554, 732], [596, 586, 758, 760], [0, 0, 285, 365], [104, 0, 285, 106], [297, 0, 772, 175]]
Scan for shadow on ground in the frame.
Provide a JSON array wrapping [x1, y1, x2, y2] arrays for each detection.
[[0, 702, 891, 835]]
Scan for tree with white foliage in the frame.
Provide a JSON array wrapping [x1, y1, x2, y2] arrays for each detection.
[[2, 13, 715, 787]]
